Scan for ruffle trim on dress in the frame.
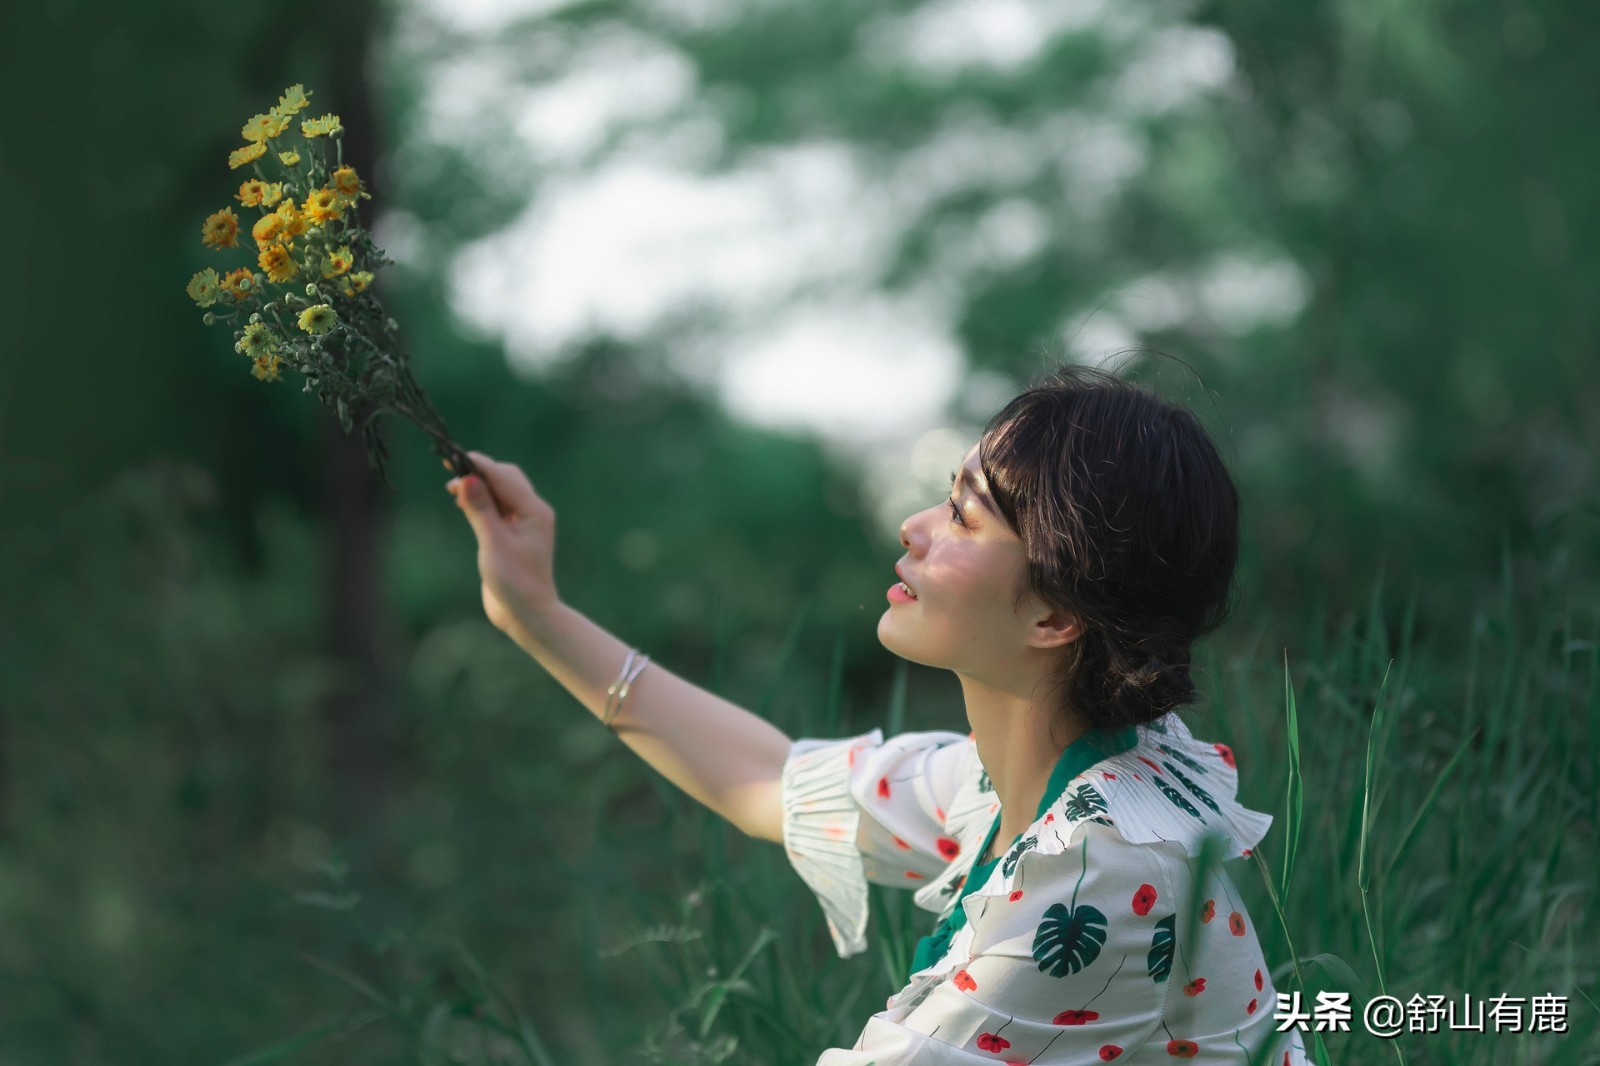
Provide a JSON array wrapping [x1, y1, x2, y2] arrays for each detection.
[[1097, 711, 1275, 860], [781, 727, 885, 958]]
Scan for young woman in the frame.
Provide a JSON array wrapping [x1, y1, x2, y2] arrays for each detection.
[[447, 365, 1312, 1064]]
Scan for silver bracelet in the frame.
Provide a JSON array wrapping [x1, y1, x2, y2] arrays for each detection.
[[602, 647, 651, 730]]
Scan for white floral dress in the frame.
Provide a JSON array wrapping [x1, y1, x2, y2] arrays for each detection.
[[780, 711, 1315, 1064]]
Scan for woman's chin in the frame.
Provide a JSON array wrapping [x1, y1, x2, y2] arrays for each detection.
[[876, 618, 936, 666]]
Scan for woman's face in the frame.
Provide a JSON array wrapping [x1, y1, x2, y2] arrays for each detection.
[[878, 442, 1078, 685]]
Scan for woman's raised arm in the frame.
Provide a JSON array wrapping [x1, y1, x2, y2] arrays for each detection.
[[448, 450, 794, 843]]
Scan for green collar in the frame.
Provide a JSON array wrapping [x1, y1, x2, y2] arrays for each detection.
[[972, 721, 1139, 867], [907, 721, 1139, 980]]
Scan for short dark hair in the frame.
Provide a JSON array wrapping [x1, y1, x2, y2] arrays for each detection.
[[976, 362, 1240, 736]]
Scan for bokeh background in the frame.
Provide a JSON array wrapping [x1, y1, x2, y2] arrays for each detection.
[[2, 0, 1596, 1062]]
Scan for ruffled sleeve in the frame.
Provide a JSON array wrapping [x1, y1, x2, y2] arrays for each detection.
[[781, 728, 977, 958]]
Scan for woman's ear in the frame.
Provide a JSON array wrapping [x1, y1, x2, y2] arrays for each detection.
[[1028, 604, 1083, 650]]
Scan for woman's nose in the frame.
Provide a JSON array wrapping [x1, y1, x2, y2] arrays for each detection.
[[899, 508, 927, 551]]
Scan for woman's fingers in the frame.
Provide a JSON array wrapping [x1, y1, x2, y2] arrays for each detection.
[[465, 450, 548, 518]]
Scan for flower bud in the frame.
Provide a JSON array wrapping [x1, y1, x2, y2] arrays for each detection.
[[386, 319, 399, 331], [202, 313, 216, 325], [305, 283, 319, 297], [250, 313, 262, 324]]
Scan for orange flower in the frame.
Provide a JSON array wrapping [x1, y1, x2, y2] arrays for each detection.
[[201, 207, 240, 250], [219, 267, 259, 301], [251, 352, 285, 382], [251, 213, 285, 246], [275, 199, 308, 240], [303, 187, 343, 225], [258, 243, 298, 284], [330, 165, 363, 201]]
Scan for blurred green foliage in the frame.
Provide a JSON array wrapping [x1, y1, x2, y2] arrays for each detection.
[[1, 0, 1595, 1062]]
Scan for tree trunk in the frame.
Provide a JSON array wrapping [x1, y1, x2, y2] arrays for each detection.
[[317, 0, 404, 833]]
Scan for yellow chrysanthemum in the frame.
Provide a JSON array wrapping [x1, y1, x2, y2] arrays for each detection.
[[300, 113, 343, 138], [297, 303, 338, 335], [322, 246, 354, 277], [251, 213, 285, 246], [201, 208, 240, 250], [242, 111, 291, 143], [229, 141, 268, 170], [236, 180, 270, 207], [338, 270, 374, 297], [278, 150, 301, 167], [186, 267, 222, 308], [220, 267, 259, 302], [275, 199, 308, 240], [303, 187, 343, 225], [235, 321, 278, 358], [258, 242, 298, 283], [251, 353, 285, 382], [276, 84, 311, 115], [330, 165, 363, 200], [259, 182, 284, 208]]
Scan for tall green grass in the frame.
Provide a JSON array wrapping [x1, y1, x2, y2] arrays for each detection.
[[3, 470, 1594, 1064], [217, 571, 1595, 1065]]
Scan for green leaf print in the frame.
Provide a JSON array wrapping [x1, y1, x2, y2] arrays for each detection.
[[1152, 774, 1203, 819], [978, 768, 993, 794], [1032, 901, 1109, 977], [1147, 913, 1175, 982], [1062, 783, 1108, 821], [1162, 761, 1221, 814], [1002, 834, 1038, 877], [1155, 742, 1209, 775]]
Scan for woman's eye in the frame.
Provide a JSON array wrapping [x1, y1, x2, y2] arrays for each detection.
[[947, 497, 967, 527]]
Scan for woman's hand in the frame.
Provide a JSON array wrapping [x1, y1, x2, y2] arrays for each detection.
[[446, 450, 561, 635]]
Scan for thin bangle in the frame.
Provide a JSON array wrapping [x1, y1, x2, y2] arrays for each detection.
[[602, 648, 651, 730]]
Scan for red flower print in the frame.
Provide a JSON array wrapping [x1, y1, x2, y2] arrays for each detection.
[[953, 969, 977, 992], [1229, 911, 1246, 936], [1167, 1038, 1199, 1057], [877, 776, 890, 798], [1138, 755, 1162, 773], [935, 806, 945, 820], [1054, 1009, 1099, 1025], [1132, 773, 1142, 781], [1132, 883, 1158, 916], [1201, 899, 1215, 923], [1214, 743, 1236, 768], [1241, 848, 1252, 858], [905, 870, 925, 880], [977, 1032, 1011, 1052], [1099, 1047, 1123, 1061], [936, 836, 962, 860], [892, 835, 911, 850], [1248, 998, 1258, 1014], [1255, 968, 1263, 991], [1045, 812, 1055, 824], [1009, 889, 1024, 901], [1103, 771, 1117, 780], [1183, 977, 1206, 997], [848, 749, 855, 768]]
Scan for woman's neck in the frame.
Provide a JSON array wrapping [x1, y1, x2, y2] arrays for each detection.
[[958, 673, 1084, 859]]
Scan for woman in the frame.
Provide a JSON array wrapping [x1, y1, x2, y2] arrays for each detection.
[[447, 365, 1312, 1064]]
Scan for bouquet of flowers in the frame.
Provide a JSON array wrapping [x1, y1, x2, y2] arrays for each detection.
[[185, 83, 473, 487]]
